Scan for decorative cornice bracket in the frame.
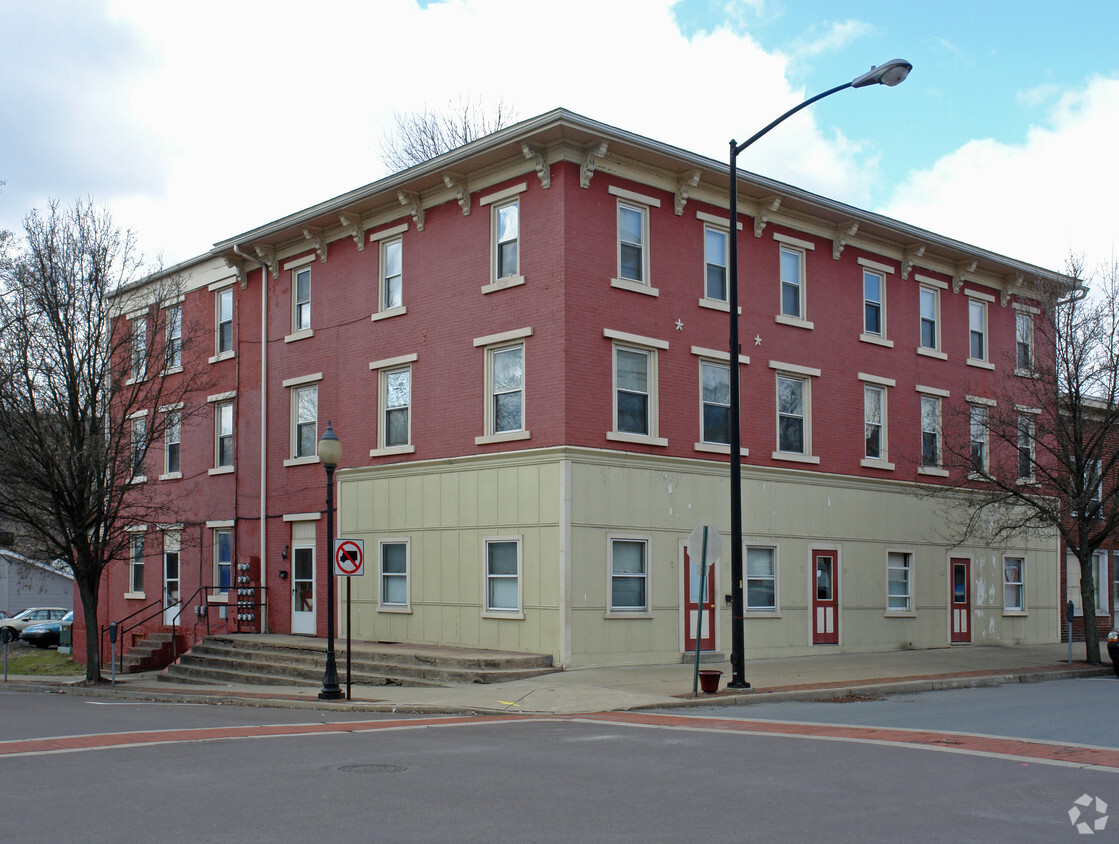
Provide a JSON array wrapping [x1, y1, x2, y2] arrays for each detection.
[[521, 144, 551, 189], [1002, 273, 1024, 307], [253, 244, 279, 280], [580, 141, 608, 189], [442, 172, 471, 215], [223, 257, 248, 290], [901, 243, 926, 280], [338, 211, 365, 252], [952, 260, 978, 293], [674, 170, 702, 216], [397, 190, 425, 231], [753, 195, 781, 238], [302, 227, 328, 263], [832, 222, 858, 260]]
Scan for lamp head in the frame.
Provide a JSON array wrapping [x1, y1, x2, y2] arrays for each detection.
[[851, 59, 912, 88], [318, 420, 342, 469]]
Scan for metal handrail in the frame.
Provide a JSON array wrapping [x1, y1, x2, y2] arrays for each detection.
[[100, 598, 162, 669]]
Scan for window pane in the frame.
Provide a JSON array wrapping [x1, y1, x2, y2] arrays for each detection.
[[488, 577, 518, 610], [383, 576, 407, 605], [619, 205, 642, 244], [611, 577, 645, 609], [617, 392, 649, 435], [746, 547, 774, 578], [612, 541, 645, 575], [294, 548, 313, 580], [865, 301, 881, 335], [705, 229, 726, 300], [617, 349, 647, 392], [296, 269, 310, 302], [488, 542, 518, 576], [382, 544, 407, 574], [781, 282, 800, 317], [494, 393, 522, 433], [493, 347, 523, 393], [703, 405, 729, 444], [779, 417, 803, 453], [780, 249, 800, 285], [777, 377, 803, 416], [384, 240, 401, 278], [386, 369, 410, 409], [619, 243, 643, 282], [297, 387, 317, 423], [498, 241, 518, 279], [498, 203, 519, 243], [385, 407, 409, 447]]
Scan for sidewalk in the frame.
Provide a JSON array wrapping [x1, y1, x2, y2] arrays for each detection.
[[3, 642, 1111, 715]]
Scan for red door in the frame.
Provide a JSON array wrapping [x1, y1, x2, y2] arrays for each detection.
[[812, 549, 839, 644], [683, 548, 716, 652], [950, 557, 971, 643]]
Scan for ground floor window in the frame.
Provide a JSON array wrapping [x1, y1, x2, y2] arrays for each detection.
[[485, 538, 521, 614], [214, 529, 232, 594], [887, 551, 911, 612], [746, 546, 776, 611], [380, 540, 410, 609], [610, 537, 648, 612], [1004, 556, 1024, 611]]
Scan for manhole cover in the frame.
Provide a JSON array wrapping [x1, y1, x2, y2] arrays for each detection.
[[337, 763, 408, 774]]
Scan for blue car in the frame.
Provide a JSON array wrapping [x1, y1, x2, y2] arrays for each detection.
[[20, 611, 74, 649]]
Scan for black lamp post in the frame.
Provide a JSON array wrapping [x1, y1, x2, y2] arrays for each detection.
[[726, 59, 912, 689], [318, 420, 343, 701]]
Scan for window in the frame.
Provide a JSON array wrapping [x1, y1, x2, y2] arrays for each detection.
[[776, 375, 807, 455], [214, 529, 232, 593], [887, 551, 911, 612], [610, 538, 647, 612], [485, 538, 521, 614], [129, 534, 145, 595], [1091, 459, 1104, 504], [165, 305, 181, 370], [1068, 551, 1108, 615], [863, 270, 883, 336], [704, 226, 727, 302], [746, 546, 776, 612], [216, 287, 233, 355], [379, 540, 409, 609], [165, 410, 181, 476], [131, 415, 146, 479], [490, 345, 524, 434], [864, 385, 885, 460], [131, 316, 147, 380], [381, 238, 402, 311], [1016, 311, 1034, 372], [216, 401, 233, 468], [779, 247, 803, 318], [164, 531, 180, 609], [617, 202, 646, 283], [616, 346, 651, 436], [970, 405, 989, 475], [919, 286, 938, 350], [495, 200, 519, 280], [382, 367, 411, 448], [920, 396, 940, 468], [700, 361, 730, 445], [293, 267, 311, 333], [293, 384, 317, 459], [1017, 414, 1034, 482], [968, 299, 987, 362], [1003, 556, 1024, 611]]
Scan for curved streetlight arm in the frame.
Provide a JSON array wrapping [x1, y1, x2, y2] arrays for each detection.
[[732, 82, 851, 157]]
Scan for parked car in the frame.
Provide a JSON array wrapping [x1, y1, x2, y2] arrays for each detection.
[[20, 611, 74, 649], [0, 607, 69, 642], [1108, 630, 1119, 676], [0, 610, 9, 620]]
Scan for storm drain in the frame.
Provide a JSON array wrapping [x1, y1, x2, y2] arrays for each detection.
[[336, 763, 408, 774]]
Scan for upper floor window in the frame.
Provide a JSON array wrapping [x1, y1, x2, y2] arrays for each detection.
[[129, 533, 145, 595], [131, 316, 147, 380], [1016, 311, 1034, 373], [216, 287, 233, 355], [382, 238, 402, 311], [704, 226, 727, 302], [605, 329, 668, 447], [779, 246, 804, 319], [1017, 413, 1035, 482], [863, 270, 883, 337], [165, 305, 181, 370], [293, 384, 317, 459], [919, 286, 939, 351], [130, 414, 147, 480], [920, 395, 941, 468], [968, 298, 987, 362], [700, 360, 730, 445], [165, 410, 181, 476], [864, 384, 885, 461], [216, 401, 234, 468], [490, 345, 524, 434], [214, 528, 232, 594], [382, 367, 411, 449], [617, 202, 646, 283], [293, 267, 311, 333], [495, 200, 519, 280], [776, 374, 807, 455], [970, 404, 989, 475]]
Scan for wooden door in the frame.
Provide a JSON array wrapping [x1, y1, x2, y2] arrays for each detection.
[[950, 557, 971, 643], [812, 549, 839, 644]]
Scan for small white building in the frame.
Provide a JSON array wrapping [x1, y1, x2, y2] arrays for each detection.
[[0, 549, 74, 614]]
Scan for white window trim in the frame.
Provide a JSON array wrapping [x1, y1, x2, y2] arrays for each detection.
[[860, 382, 893, 471], [744, 544, 780, 616], [606, 332, 668, 447], [605, 534, 652, 618], [701, 223, 729, 305], [770, 365, 819, 463], [479, 182, 528, 206], [377, 236, 406, 318], [211, 285, 236, 363], [214, 400, 234, 471], [1003, 555, 1027, 614], [212, 527, 233, 598], [486, 197, 524, 293], [377, 538, 412, 613], [776, 244, 810, 328], [1014, 309, 1036, 376], [968, 402, 991, 479], [161, 407, 182, 481], [886, 550, 915, 616], [917, 283, 943, 356], [482, 535, 523, 619], [290, 265, 312, 340], [476, 336, 530, 444], [369, 355, 418, 457], [1068, 551, 1108, 616], [612, 196, 655, 293], [692, 347, 749, 455], [861, 266, 887, 343], [285, 379, 321, 466], [966, 295, 991, 368]]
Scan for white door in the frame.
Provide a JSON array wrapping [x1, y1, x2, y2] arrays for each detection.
[[291, 546, 316, 635], [163, 532, 180, 625]]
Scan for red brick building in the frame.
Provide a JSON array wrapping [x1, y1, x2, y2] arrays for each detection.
[[78, 110, 1067, 669]]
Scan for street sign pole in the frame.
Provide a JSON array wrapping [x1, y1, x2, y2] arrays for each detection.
[[692, 527, 709, 698], [347, 577, 352, 700], [332, 538, 365, 701]]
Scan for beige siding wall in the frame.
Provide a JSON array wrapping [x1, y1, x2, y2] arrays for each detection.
[[338, 448, 1059, 668]]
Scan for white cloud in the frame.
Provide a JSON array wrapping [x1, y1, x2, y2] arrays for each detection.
[[792, 20, 876, 59], [883, 74, 1119, 272]]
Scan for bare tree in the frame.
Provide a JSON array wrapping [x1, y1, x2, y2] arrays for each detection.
[[0, 199, 209, 681], [934, 255, 1118, 663], [379, 96, 518, 172]]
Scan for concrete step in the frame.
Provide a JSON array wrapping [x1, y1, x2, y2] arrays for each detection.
[[157, 634, 560, 687]]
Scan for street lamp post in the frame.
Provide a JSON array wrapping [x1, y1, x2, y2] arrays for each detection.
[[726, 60, 912, 689], [318, 421, 343, 701]]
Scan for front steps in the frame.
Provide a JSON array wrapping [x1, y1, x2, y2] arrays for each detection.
[[159, 634, 560, 687], [120, 631, 183, 673]]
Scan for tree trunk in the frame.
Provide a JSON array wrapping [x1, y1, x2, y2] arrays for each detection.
[[1079, 550, 1102, 664], [78, 569, 102, 683]]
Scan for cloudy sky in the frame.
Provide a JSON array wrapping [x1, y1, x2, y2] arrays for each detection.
[[2, 0, 1116, 276]]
